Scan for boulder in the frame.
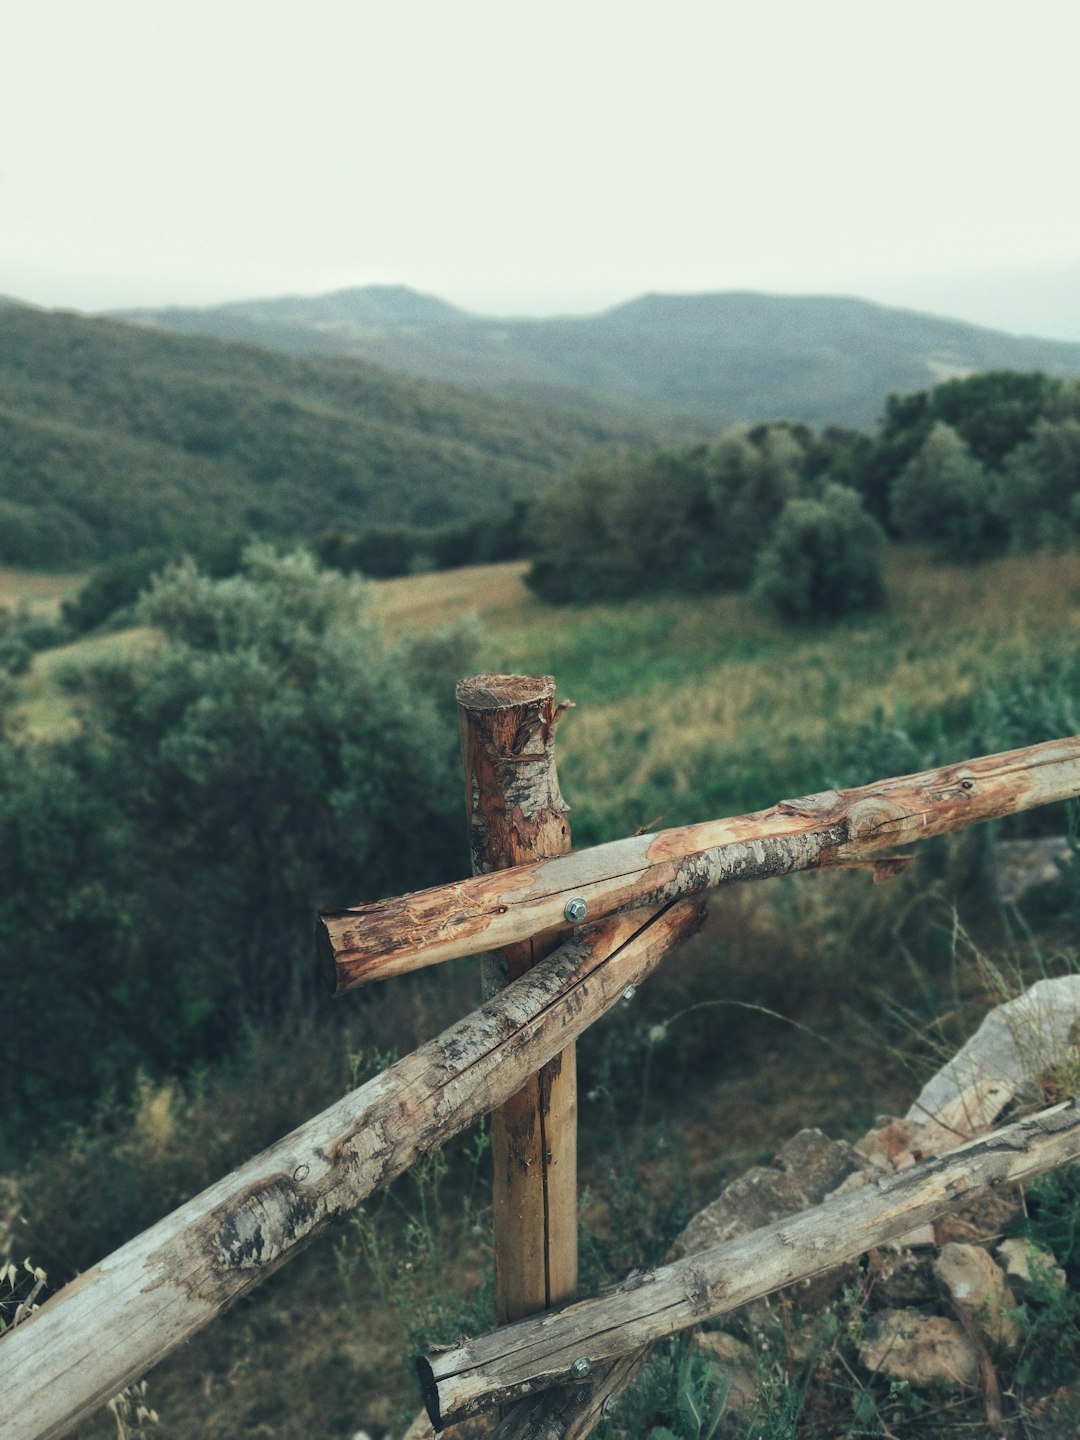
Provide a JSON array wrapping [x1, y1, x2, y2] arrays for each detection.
[[933, 1242, 1020, 1349], [857, 1309, 981, 1389], [907, 977, 1080, 1119], [692, 1330, 759, 1410], [995, 1237, 1066, 1297]]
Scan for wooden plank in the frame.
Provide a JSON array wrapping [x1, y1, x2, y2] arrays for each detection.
[[418, 1099, 1080, 1428], [457, 673, 577, 1322], [320, 736, 1080, 991], [0, 900, 702, 1440]]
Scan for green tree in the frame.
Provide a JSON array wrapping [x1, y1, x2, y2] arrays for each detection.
[[751, 484, 886, 622], [889, 422, 1004, 560], [1000, 418, 1080, 550], [0, 547, 477, 1146]]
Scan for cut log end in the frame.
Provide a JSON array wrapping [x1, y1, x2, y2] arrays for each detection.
[[416, 1355, 444, 1432], [456, 673, 556, 712]]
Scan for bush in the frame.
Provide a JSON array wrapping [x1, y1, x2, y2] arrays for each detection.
[[0, 547, 479, 1148], [889, 422, 1005, 560], [751, 484, 886, 622]]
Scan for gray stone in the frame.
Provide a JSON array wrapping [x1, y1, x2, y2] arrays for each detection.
[[672, 1167, 809, 1256], [995, 837, 1073, 905], [995, 1237, 1066, 1297], [933, 1242, 1020, 1349], [774, 1129, 862, 1203], [907, 976, 1080, 1119], [692, 1330, 759, 1410], [857, 1309, 981, 1389]]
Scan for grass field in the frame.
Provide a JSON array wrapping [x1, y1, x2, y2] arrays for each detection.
[[374, 548, 1080, 843], [8, 547, 1080, 1438]]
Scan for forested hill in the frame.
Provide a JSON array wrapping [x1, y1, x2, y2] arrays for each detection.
[[114, 286, 1080, 430], [0, 301, 665, 567]]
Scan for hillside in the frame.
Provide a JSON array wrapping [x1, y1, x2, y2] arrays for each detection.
[[0, 301, 666, 566], [114, 285, 1080, 430]]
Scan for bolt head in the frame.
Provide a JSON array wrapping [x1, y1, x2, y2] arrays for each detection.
[[564, 897, 589, 925], [622, 984, 637, 1003], [570, 1356, 592, 1380]]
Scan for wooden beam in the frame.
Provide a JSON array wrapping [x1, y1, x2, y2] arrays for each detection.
[[457, 674, 577, 1323], [320, 735, 1080, 991], [0, 901, 702, 1440], [418, 1099, 1080, 1429]]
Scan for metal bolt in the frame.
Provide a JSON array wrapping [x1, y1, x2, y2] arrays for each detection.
[[570, 1356, 592, 1380], [564, 897, 589, 924], [622, 984, 636, 1003]]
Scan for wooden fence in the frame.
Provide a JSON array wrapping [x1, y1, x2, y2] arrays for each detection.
[[5, 674, 1080, 1440]]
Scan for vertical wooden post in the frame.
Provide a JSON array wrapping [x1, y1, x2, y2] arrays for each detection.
[[456, 673, 577, 1323]]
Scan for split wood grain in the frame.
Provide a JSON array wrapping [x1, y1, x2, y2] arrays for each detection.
[[321, 736, 1080, 991], [419, 1099, 1080, 1428], [0, 901, 702, 1440], [457, 674, 577, 1322]]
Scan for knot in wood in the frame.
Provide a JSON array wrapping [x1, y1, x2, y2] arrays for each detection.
[[844, 794, 911, 844]]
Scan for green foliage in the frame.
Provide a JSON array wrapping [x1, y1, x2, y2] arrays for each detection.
[[526, 427, 805, 604], [751, 483, 886, 622], [597, 1342, 728, 1440], [1000, 417, 1080, 550], [1008, 1169, 1080, 1391], [0, 548, 478, 1147], [0, 303, 662, 567], [62, 538, 250, 635], [889, 422, 1004, 560]]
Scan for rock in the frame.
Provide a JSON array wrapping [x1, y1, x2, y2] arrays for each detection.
[[909, 1079, 1015, 1154], [996, 1237, 1066, 1297], [693, 1330, 758, 1410], [867, 1248, 937, 1307], [995, 836, 1073, 905], [672, 1167, 809, 1256], [857, 1309, 981, 1389], [933, 1242, 1020, 1349], [673, 1131, 862, 1271], [933, 1186, 1025, 1248], [773, 1129, 862, 1202], [856, 1117, 921, 1168], [907, 976, 1080, 1119]]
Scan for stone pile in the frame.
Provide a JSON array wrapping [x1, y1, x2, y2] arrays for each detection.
[[686, 977, 1080, 1415]]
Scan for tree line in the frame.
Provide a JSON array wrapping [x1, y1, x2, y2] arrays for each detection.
[[521, 371, 1080, 619]]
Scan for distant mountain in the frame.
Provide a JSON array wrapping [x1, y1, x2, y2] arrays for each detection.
[[113, 286, 1080, 430], [0, 302, 665, 568]]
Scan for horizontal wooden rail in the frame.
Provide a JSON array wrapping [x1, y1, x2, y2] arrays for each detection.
[[419, 1098, 1080, 1428], [0, 901, 702, 1440], [320, 736, 1080, 991]]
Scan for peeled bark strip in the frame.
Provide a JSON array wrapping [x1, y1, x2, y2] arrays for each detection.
[[418, 1100, 1080, 1429], [457, 674, 577, 1323], [0, 901, 702, 1440], [320, 736, 1080, 991]]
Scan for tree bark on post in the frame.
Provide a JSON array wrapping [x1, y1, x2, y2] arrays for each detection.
[[457, 673, 577, 1323]]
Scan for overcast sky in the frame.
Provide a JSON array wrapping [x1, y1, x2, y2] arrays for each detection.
[[3, 0, 1079, 336]]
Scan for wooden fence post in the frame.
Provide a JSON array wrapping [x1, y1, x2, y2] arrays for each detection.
[[457, 673, 577, 1323]]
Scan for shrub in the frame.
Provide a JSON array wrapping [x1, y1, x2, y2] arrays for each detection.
[[751, 484, 886, 622], [889, 422, 1005, 560], [0, 546, 478, 1147]]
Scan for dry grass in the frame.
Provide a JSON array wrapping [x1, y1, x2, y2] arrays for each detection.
[[10, 626, 161, 741], [0, 566, 85, 615], [372, 560, 534, 633]]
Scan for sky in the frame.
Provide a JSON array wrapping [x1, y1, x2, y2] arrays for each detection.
[[3, 0, 1080, 337]]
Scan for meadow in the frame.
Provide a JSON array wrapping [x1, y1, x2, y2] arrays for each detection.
[[5, 547, 1080, 1438]]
